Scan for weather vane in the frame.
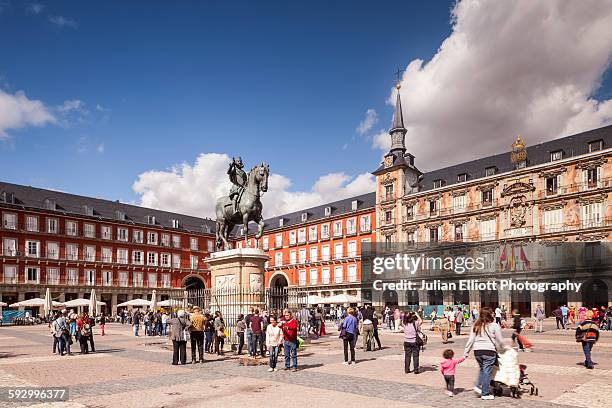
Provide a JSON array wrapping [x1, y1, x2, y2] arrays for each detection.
[[394, 67, 404, 89]]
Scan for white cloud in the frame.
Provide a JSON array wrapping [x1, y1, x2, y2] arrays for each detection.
[[96, 143, 105, 153], [133, 153, 376, 219], [356, 108, 378, 135], [57, 99, 86, 113], [0, 89, 56, 140], [26, 3, 44, 14], [48, 15, 77, 28], [379, 0, 612, 171]]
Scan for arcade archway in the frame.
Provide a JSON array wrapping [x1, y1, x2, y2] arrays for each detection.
[[581, 279, 608, 308]]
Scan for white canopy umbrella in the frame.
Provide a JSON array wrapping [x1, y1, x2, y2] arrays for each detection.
[[117, 298, 152, 308], [10, 298, 64, 308], [63, 298, 105, 308], [150, 290, 157, 310], [44, 288, 52, 317], [158, 299, 183, 307], [89, 289, 99, 316], [326, 294, 360, 304], [307, 295, 325, 305]]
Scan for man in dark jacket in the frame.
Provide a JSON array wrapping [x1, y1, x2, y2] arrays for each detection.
[[552, 307, 565, 329]]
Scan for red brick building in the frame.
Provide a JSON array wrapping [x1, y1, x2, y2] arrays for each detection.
[[0, 183, 216, 315]]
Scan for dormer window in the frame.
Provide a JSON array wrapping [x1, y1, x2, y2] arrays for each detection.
[[351, 200, 358, 211], [82, 205, 94, 216], [324, 207, 332, 217], [203, 225, 211, 233], [301, 213, 308, 222], [485, 166, 497, 177], [588, 140, 603, 152], [44, 198, 56, 210], [433, 179, 444, 189], [457, 173, 467, 183], [550, 150, 563, 162], [115, 210, 126, 221], [279, 218, 284, 227], [147, 215, 156, 225], [1, 192, 15, 204], [171, 219, 180, 228]]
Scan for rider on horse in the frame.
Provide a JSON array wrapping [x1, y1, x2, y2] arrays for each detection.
[[227, 156, 247, 215]]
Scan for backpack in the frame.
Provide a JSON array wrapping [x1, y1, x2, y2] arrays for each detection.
[[81, 323, 91, 337]]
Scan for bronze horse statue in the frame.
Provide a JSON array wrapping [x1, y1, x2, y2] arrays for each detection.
[[215, 163, 269, 250]]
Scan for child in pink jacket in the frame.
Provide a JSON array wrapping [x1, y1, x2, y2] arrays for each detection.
[[440, 349, 466, 396]]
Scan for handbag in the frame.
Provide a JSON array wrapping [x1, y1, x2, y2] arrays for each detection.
[[181, 320, 190, 341], [413, 322, 426, 348]]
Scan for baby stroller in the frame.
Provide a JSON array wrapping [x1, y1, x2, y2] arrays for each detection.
[[490, 347, 539, 398]]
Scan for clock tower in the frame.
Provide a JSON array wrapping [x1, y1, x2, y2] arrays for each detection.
[[372, 82, 422, 243]]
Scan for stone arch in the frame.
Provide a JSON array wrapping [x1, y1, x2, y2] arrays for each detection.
[[181, 274, 206, 290], [269, 272, 289, 288], [581, 278, 609, 308], [405, 289, 419, 306], [383, 289, 398, 306]]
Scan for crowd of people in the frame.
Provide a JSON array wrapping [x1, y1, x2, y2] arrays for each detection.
[[46, 301, 606, 401], [49, 309, 102, 355]]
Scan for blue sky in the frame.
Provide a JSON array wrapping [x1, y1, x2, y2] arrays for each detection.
[[1, 1, 611, 218], [0, 1, 453, 201]]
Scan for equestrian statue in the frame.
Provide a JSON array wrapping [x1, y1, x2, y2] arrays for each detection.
[[215, 156, 269, 251]]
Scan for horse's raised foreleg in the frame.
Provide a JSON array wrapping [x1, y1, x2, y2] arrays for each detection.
[[242, 212, 250, 248], [254, 215, 265, 248]]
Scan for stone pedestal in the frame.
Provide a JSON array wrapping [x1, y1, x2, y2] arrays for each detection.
[[205, 248, 269, 349], [206, 248, 269, 292]]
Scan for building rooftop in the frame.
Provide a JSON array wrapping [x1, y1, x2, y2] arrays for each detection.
[[0, 181, 216, 234], [245, 192, 376, 234]]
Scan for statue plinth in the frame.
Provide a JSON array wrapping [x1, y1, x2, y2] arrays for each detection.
[[206, 248, 269, 292]]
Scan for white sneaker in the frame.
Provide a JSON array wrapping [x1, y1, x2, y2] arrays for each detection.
[[446, 391, 454, 397], [481, 395, 495, 400], [273, 368, 278, 371], [342, 361, 349, 365], [267, 368, 274, 372], [349, 361, 356, 365], [473, 387, 482, 395]]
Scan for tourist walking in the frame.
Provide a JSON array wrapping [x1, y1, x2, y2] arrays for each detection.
[[393, 308, 401, 332], [250, 309, 264, 357], [340, 307, 358, 365], [494, 307, 502, 325], [438, 314, 451, 344], [361, 304, 374, 350], [133, 310, 141, 336], [245, 307, 255, 356], [213, 311, 226, 355], [236, 314, 246, 355], [401, 311, 423, 374], [575, 310, 600, 369], [168, 310, 191, 365], [77, 314, 93, 354], [440, 349, 465, 397], [100, 314, 106, 336], [552, 307, 565, 329], [280, 309, 298, 371], [204, 312, 214, 353], [189, 306, 205, 363], [372, 311, 382, 350], [266, 316, 283, 372], [464, 307, 505, 400], [534, 305, 545, 333], [511, 310, 525, 351], [455, 307, 464, 335]]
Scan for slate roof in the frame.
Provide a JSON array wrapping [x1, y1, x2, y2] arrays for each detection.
[[245, 191, 376, 234], [0, 181, 217, 235], [418, 124, 612, 191]]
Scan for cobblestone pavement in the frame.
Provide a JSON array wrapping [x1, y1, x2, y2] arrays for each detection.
[[1, 319, 611, 408]]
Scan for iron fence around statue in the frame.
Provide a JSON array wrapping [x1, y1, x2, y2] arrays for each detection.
[[171, 287, 307, 347]]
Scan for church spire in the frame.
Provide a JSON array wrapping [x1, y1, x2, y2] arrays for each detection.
[[389, 82, 407, 153]]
